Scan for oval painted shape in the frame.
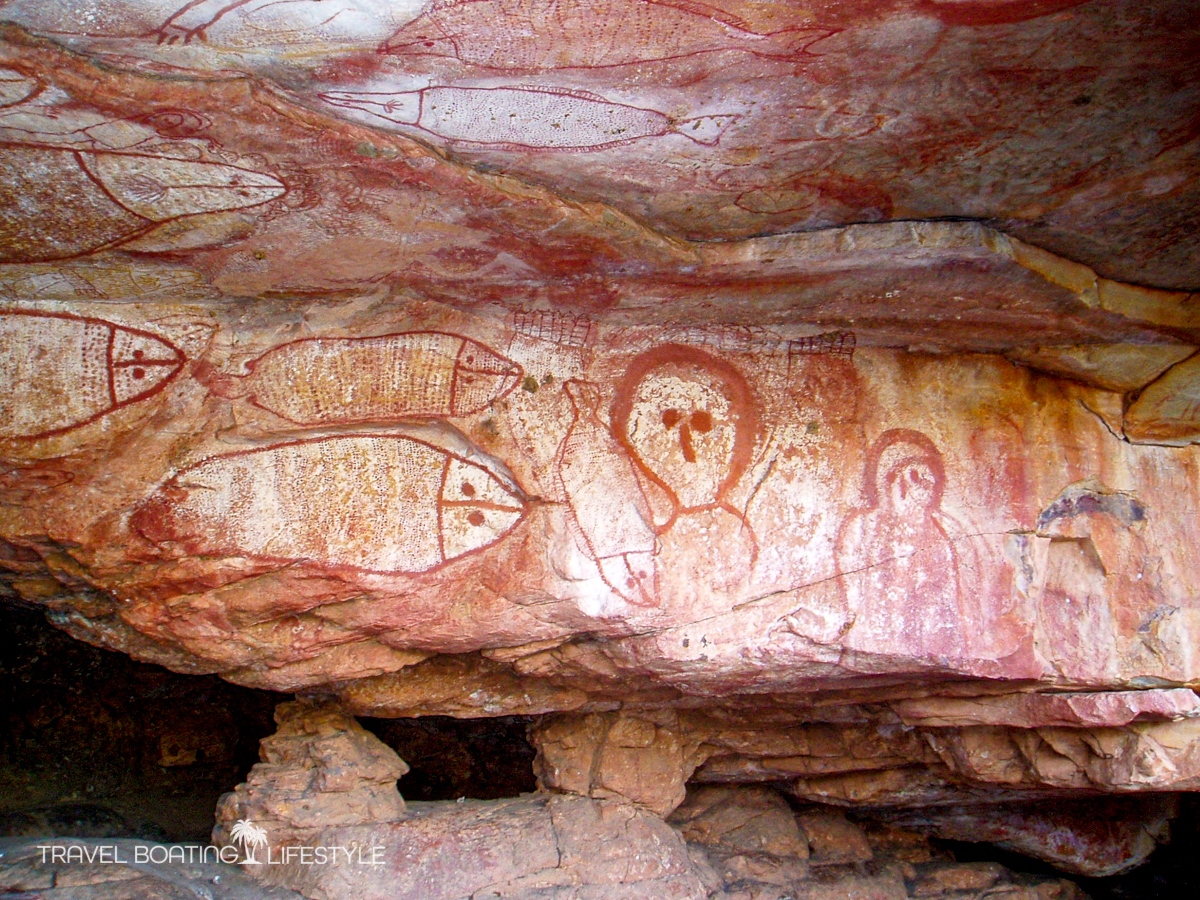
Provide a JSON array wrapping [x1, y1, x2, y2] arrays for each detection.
[[0, 310, 184, 440], [132, 435, 527, 574], [232, 331, 522, 425]]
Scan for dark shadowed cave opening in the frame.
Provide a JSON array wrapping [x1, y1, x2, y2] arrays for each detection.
[[1, 597, 1196, 897]]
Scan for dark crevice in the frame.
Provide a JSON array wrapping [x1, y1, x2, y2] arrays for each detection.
[[359, 715, 537, 802], [0, 598, 286, 843]]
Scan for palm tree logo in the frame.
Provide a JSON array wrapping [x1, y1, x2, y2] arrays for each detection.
[[229, 819, 269, 864]]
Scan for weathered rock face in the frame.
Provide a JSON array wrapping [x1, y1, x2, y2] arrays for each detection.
[[0, 0, 1197, 893], [212, 699, 408, 849], [209, 699, 1091, 900]]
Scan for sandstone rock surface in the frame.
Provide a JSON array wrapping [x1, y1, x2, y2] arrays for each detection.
[[0, 0, 1196, 893], [208, 701, 1094, 900]]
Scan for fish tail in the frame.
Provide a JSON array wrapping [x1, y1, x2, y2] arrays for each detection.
[[192, 359, 249, 400], [674, 115, 738, 146]]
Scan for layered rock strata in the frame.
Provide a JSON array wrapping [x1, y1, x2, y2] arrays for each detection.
[[211, 700, 1092, 900]]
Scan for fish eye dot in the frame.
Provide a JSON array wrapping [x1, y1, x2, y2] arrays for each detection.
[[461, 482, 476, 497], [132, 368, 146, 380], [468, 511, 485, 526], [133, 349, 145, 360]]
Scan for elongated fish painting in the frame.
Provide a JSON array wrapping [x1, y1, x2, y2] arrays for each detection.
[[318, 86, 737, 151], [199, 331, 522, 425], [133, 435, 527, 574], [0, 148, 287, 262], [383, 0, 830, 70], [0, 310, 184, 440]]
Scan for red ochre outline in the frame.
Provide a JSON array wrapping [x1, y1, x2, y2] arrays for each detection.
[[222, 330, 522, 426], [132, 434, 528, 577], [0, 67, 44, 108], [322, 86, 737, 153], [0, 144, 287, 262], [380, 0, 833, 69], [0, 309, 185, 441], [610, 343, 760, 532], [862, 428, 947, 510]]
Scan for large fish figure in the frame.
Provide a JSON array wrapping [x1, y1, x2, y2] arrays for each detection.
[[0, 310, 184, 440], [383, 0, 830, 70], [0, 147, 287, 262], [319, 86, 737, 151], [132, 435, 528, 574], [199, 331, 522, 425]]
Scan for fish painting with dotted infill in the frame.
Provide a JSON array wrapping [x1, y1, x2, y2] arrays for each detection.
[[0, 310, 184, 440], [132, 435, 527, 574], [382, 0, 831, 71], [318, 86, 738, 151], [197, 331, 523, 425]]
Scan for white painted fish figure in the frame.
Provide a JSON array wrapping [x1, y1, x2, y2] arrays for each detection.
[[0, 148, 287, 262], [383, 0, 831, 70], [199, 331, 522, 425], [0, 310, 184, 440], [319, 86, 737, 151], [133, 435, 527, 574]]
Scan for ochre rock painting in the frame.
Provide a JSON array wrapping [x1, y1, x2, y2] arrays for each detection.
[[1, 297, 1196, 701], [381, 0, 831, 70], [132, 434, 527, 574], [0, 6, 1197, 864], [198, 331, 522, 425], [0, 309, 183, 440], [836, 429, 973, 661], [319, 86, 737, 151]]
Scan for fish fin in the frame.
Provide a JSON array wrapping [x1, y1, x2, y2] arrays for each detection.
[[192, 359, 249, 399], [674, 114, 739, 146]]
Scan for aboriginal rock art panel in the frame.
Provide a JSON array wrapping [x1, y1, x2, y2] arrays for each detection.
[[198, 331, 522, 426], [318, 86, 737, 151], [132, 435, 527, 574], [835, 429, 977, 661], [0, 147, 286, 262], [0, 310, 184, 440], [382, 0, 831, 70]]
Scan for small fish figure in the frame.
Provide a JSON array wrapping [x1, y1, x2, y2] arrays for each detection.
[[383, 0, 831, 70], [319, 86, 737, 151], [197, 331, 522, 425], [0, 148, 287, 262], [133, 435, 527, 574], [0, 310, 184, 440]]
